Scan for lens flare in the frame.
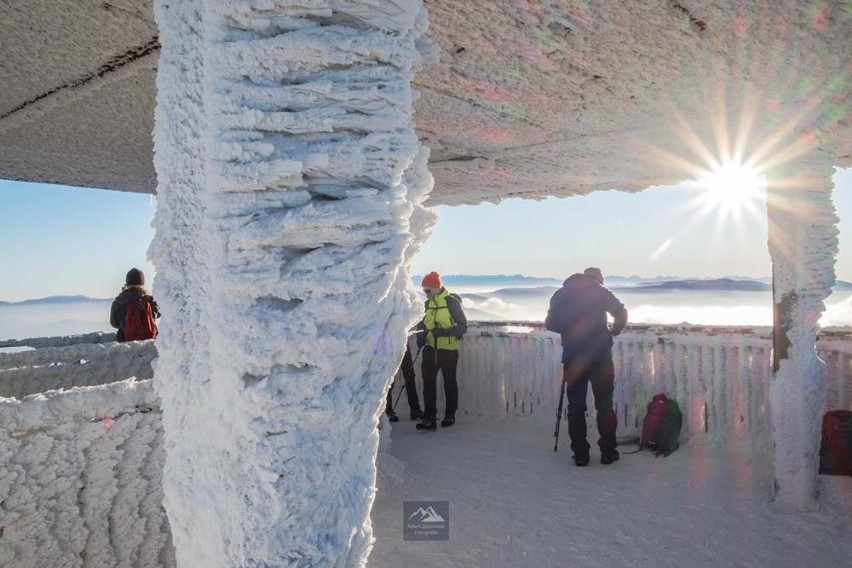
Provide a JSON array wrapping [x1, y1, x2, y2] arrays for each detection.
[[693, 160, 767, 218]]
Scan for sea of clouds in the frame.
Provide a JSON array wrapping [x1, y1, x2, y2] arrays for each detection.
[[5, 286, 852, 342]]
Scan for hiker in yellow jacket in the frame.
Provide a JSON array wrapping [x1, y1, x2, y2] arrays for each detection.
[[415, 272, 467, 431]]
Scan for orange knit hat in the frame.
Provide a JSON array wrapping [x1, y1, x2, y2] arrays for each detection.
[[421, 271, 442, 289]]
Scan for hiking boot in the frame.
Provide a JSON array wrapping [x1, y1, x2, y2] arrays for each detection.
[[573, 454, 590, 467], [386, 412, 399, 423], [600, 449, 620, 465], [416, 418, 437, 431], [410, 410, 424, 421], [440, 415, 455, 428]]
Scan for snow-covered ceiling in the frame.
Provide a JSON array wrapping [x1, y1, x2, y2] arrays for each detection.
[[0, 0, 849, 205]]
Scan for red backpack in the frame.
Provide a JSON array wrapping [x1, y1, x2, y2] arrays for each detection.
[[641, 393, 683, 456], [819, 410, 852, 476], [123, 298, 158, 341]]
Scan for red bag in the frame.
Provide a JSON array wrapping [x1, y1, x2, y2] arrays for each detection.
[[819, 410, 852, 476], [641, 393, 683, 456], [123, 298, 158, 341]]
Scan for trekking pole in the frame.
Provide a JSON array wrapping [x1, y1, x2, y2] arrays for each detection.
[[433, 339, 439, 394], [554, 377, 567, 452], [391, 382, 407, 411], [391, 344, 423, 413]]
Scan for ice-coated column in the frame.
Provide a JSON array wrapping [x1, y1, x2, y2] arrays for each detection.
[[151, 1, 435, 565], [767, 160, 837, 507]]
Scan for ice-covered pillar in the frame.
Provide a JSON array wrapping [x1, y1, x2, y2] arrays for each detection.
[[151, 1, 436, 565], [767, 159, 838, 507]]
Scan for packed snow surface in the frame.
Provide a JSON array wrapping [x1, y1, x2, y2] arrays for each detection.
[[370, 416, 852, 568]]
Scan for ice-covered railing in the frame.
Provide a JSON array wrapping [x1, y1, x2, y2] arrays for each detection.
[[811, 328, 852, 413], [0, 379, 174, 567], [611, 325, 774, 443], [0, 331, 116, 349], [396, 323, 852, 445], [6, 324, 850, 434], [0, 332, 168, 566], [0, 333, 155, 399]]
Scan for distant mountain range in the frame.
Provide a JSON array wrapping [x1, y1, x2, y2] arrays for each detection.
[[0, 295, 110, 306], [414, 274, 852, 291], [621, 278, 852, 291], [4, 276, 852, 306], [469, 286, 557, 297], [622, 278, 771, 292], [415, 274, 562, 287]]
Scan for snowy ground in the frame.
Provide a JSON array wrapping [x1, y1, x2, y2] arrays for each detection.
[[370, 416, 852, 568]]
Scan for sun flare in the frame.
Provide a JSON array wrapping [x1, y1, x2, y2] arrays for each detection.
[[693, 160, 766, 217]]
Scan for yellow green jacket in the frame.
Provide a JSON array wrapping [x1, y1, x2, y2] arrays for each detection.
[[420, 288, 467, 350]]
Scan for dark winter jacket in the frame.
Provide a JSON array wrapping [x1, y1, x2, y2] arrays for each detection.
[[110, 287, 161, 342], [545, 273, 627, 362]]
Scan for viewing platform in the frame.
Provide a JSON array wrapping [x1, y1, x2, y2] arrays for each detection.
[[1, 323, 851, 567]]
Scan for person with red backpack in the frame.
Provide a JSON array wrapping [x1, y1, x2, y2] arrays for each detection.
[[110, 268, 161, 342]]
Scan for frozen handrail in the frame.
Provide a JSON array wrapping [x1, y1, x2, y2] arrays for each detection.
[[0, 331, 116, 349]]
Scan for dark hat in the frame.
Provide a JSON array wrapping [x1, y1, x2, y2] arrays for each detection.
[[126, 268, 145, 286], [583, 267, 603, 284]]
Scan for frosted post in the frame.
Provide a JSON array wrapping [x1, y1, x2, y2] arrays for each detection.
[[767, 161, 838, 507], [150, 1, 435, 565]]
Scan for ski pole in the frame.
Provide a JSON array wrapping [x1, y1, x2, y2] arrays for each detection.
[[554, 376, 567, 452]]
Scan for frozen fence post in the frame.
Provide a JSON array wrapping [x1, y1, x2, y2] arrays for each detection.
[[151, 1, 435, 565], [767, 161, 837, 507]]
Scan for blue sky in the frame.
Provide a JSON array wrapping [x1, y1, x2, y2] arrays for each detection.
[[0, 181, 156, 302], [0, 168, 850, 302], [414, 168, 852, 281]]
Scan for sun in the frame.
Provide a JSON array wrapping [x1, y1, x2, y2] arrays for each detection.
[[692, 159, 766, 218]]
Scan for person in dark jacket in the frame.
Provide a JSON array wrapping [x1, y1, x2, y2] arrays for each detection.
[[546, 267, 627, 466], [415, 271, 467, 431], [110, 268, 161, 342], [385, 341, 424, 422]]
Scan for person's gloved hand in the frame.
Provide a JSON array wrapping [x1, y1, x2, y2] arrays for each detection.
[[431, 328, 447, 338]]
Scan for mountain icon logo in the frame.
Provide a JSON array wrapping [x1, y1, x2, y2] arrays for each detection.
[[407, 506, 445, 523]]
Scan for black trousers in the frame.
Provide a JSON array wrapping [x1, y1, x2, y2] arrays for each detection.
[[385, 344, 422, 415], [564, 357, 617, 457], [421, 346, 459, 419]]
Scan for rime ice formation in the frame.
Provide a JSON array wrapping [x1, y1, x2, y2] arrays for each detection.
[[0, 378, 174, 567], [150, 1, 434, 565], [0, 1, 850, 561], [4, 2, 851, 203], [3, 326, 852, 567], [0, 340, 155, 399], [767, 162, 839, 506]]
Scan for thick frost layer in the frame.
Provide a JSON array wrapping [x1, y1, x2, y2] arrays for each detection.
[[767, 162, 838, 507], [0, 379, 174, 567], [151, 1, 433, 565], [0, 340, 155, 399], [3, 326, 851, 566]]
